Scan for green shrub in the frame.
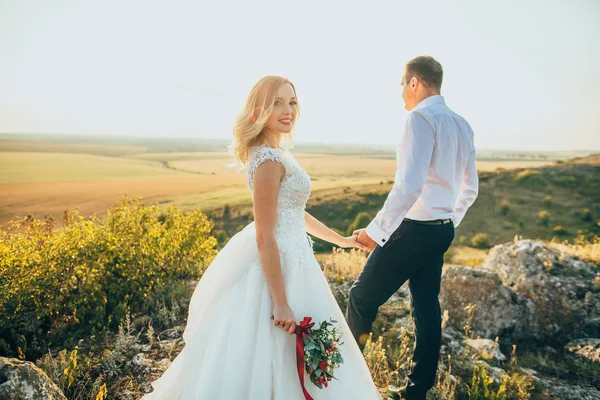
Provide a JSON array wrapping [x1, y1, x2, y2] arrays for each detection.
[[550, 174, 578, 188], [222, 204, 231, 219], [212, 229, 229, 246], [0, 197, 217, 359], [513, 169, 548, 190], [346, 212, 373, 236], [498, 200, 511, 216], [581, 208, 593, 222], [466, 362, 534, 400], [552, 225, 567, 235], [471, 233, 490, 249], [538, 210, 551, 226], [543, 195, 552, 207]]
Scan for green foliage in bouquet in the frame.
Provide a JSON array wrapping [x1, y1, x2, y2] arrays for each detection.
[[0, 197, 217, 359], [304, 319, 344, 389]]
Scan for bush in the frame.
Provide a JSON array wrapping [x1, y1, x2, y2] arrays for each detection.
[[346, 212, 373, 236], [538, 210, 551, 226], [550, 174, 578, 188], [212, 229, 229, 247], [543, 195, 552, 207], [346, 204, 356, 215], [222, 204, 231, 219], [581, 208, 593, 222], [552, 225, 567, 235], [498, 200, 511, 216], [471, 233, 491, 249], [0, 197, 217, 359], [513, 169, 548, 190]]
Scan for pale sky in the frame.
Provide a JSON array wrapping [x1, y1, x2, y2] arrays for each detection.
[[1, 0, 599, 151]]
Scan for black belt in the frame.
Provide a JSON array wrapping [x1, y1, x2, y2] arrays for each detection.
[[404, 217, 453, 225]]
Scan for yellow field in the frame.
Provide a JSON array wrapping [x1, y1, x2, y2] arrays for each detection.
[[0, 152, 186, 184], [0, 149, 555, 227]]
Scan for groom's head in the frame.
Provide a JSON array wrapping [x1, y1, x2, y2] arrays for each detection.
[[401, 56, 443, 110]]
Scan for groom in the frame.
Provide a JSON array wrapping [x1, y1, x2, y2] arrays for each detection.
[[348, 56, 479, 400]]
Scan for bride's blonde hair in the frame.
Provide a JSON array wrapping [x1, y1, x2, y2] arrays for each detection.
[[229, 76, 300, 165]]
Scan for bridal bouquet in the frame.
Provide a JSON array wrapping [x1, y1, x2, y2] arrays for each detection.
[[274, 316, 344, 399]]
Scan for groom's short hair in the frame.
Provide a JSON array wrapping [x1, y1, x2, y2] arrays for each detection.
[[405, 56, 443, 91]]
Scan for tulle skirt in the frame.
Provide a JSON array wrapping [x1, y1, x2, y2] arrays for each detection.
[[142, 222, 381, 400]]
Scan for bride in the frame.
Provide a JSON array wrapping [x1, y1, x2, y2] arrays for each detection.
[[142, 76, 381, 399]]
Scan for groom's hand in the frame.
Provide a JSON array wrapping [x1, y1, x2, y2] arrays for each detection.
[[354, 229, 377, 252]]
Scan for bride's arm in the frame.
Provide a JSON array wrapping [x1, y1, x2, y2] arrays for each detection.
[[304, 211, 368, 251], [253, 160, 296, 335]]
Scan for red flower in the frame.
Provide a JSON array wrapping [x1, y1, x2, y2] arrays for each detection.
[[319, 360, 327, 370]]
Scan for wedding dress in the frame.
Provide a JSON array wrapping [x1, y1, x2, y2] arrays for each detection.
[[142, 145, 381, 399]]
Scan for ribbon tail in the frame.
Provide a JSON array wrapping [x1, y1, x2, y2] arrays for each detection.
[[295, 334, 314, 400]]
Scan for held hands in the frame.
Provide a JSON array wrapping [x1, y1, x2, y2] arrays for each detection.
[[338, 235, 370, 252], [273, 302, 297, 335], [353, 229, 378, 252]]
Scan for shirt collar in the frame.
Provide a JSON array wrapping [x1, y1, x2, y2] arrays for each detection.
[[413, 94, 445, 111]]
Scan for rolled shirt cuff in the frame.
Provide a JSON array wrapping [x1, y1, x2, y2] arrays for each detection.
[[365, 220, 391, 248]]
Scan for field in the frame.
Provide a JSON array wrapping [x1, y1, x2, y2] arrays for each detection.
[[0, 134, 565, 227]]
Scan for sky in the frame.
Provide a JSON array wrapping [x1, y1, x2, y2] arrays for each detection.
[[1, 0, 599, 151]]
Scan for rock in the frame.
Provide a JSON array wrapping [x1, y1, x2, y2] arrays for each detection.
[[158, 326, 183, 340], [440, 326, 466, 356], [486, 365, 508, 384], [128, 352, 154, 375], [483, 240, 600, 343], [439, 265, 539, 342], [565, 338, 600, 363], [464, 338, 506, 362], [0, 357, 67, 400], [532, 374, 600, 400], [329, 281, 352, 311]]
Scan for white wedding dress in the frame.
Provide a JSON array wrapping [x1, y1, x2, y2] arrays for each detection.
[[143, 145, 381, 400]]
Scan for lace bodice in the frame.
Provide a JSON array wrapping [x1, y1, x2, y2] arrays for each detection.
[[246, 146, 313, 254]]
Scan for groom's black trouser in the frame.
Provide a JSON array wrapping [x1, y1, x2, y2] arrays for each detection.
[[345, 219, 454, 400]]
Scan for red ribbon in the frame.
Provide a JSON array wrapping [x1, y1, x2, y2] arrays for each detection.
[[295, 317, 315, 400]]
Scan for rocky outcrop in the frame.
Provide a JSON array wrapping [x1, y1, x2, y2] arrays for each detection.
[[436, 240, 600, 398], [483, 240, 600, 342], [463, 338, 506, 362], [0, 357, 67, 400], [440, 240, 600, 345], [439, 265, 539, 343]]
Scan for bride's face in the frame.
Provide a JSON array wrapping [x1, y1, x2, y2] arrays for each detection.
[[264, 83, 298, 136]]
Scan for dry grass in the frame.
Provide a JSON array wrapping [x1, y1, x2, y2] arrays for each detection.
[[0, 141, 148, 156], [0, 149, 557, 227], [546, 235, 600, 265], [0, 175, 250, 226], [0, 152, 187, 184], [446, 246, 489, 267], [322, 248, 368, 283]]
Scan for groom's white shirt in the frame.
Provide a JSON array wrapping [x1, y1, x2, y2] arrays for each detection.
[[365, 95, 479, 247]]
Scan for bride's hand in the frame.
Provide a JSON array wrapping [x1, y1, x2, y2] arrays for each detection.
[[273, 303, 297, 335], [339, 235, 369, 252]]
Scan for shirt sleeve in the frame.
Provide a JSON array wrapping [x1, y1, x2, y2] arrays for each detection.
[[365, 111, 435, 247], [453, 143, 478, 227]]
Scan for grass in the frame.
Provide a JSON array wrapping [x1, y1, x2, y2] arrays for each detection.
[[0, 152, 185, 184], [1, 137, 598, 249]]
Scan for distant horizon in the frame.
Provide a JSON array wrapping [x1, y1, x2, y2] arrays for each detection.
[[1, 1, 599, 153], [1, 131, 598, 154]]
